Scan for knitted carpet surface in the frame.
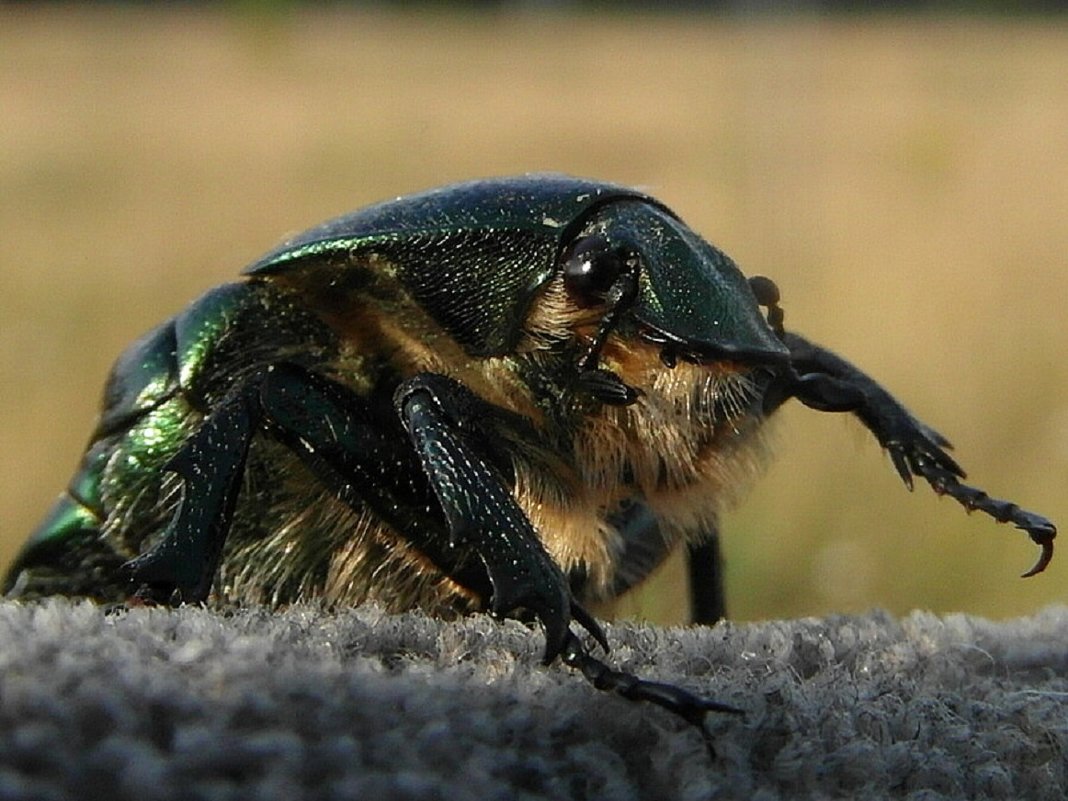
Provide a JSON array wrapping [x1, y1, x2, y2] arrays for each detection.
[[0, 600, 1065, 801]]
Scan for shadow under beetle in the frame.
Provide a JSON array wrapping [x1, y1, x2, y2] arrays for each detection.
[[5, 175, 1055, 737]]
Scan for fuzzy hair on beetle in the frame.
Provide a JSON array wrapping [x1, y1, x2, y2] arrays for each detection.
[[5, 174, 1056, 740]]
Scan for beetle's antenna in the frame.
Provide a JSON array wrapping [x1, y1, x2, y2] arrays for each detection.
[[573, 271, 643, 406], [749, 276, 785, 340], [577, 272, 640, 372]]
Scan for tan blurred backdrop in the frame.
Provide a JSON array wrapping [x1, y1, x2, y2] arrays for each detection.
[[1, 6, 1065, 623]]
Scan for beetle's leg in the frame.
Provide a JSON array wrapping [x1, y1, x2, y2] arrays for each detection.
[[561, 629, 742, 756], [251, 365, 508, 604], [396, 373, 607, 662], [127, 362, 603, 655], [594, 498, 726, 624], [119, 365, 490, 607], [125, 364, 457, 604], [262, 368, 737, 728], [687, 533, 727, 624], [767, 332, 1056, 575], [125, 391, 256, 602]]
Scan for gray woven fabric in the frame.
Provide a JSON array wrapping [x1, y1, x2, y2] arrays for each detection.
[[1, 600, 1065, 801]]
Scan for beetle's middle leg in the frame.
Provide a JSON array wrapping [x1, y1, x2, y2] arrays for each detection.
[[561, 629, 742, 758], [595, 499, 727, 625], [394, 372, 612, 662], [687, 533, 727, 624], [765, 331, 1056, 575]]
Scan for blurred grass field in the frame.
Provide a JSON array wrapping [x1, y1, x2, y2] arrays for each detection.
[[1, 6, 1065, 624]]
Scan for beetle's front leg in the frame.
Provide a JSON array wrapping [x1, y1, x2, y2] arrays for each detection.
[[767, 332, 1055, 575], [395, 374, 606, 662]]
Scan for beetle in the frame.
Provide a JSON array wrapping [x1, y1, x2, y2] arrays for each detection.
[[4, 174, 1055, 734]]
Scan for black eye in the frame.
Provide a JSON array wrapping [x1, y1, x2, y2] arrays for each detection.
[[562, 234, 626, 305]]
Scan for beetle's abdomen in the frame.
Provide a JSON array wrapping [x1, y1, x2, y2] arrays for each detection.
[[3, 478, 123, 601], [5, 310, 191, 600], [5, 280, 343, 600]]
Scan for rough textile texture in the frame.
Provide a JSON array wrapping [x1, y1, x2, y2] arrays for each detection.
[[0, 601, 1065, 801]]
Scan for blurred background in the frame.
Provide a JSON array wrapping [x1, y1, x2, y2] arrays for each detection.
[[2, 2, 1065, 624]]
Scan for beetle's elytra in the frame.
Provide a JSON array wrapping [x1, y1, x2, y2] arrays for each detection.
[[5, 174, 1055, 735]]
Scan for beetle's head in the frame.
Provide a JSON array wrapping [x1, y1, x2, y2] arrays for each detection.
[[549, 200, 789, 381]]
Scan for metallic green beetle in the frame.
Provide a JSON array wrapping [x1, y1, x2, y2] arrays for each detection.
[[5, 175, 1055, 728]]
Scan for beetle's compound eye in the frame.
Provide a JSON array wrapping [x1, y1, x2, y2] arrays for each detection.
[[562, 234, 627, 306]]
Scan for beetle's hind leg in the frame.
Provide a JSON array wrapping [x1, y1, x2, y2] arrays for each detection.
[[766, 332, 1055, 575], [124, 387, 257, 603], [125, 363, 606, 661], [124, 363, 466, 606]]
